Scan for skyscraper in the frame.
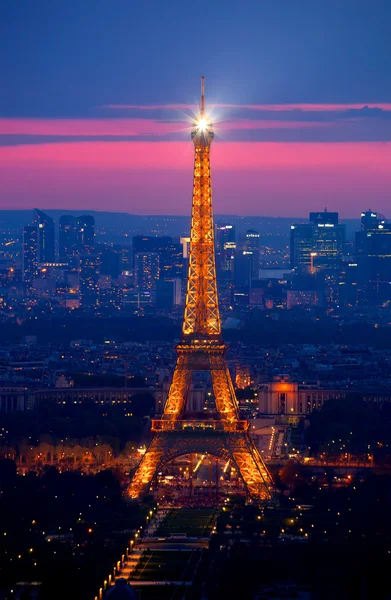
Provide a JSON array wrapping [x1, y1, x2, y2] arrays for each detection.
[[134, 252, 160, 290], [22, 225, 38, 285], [33, 209, 55, 263], [77, 215, 95, 250], [354, 211, 391, 304], [59, 215, 78, 261], [215, 223, 236, 282], [79, 254, 100, 310], [132, 236, 183, 289], [98, 246, 122, 279], [291, 211, 345, 272], [244, 229, 260, 280], [359, 210, 384, 232], [309, 210, 339, 226]]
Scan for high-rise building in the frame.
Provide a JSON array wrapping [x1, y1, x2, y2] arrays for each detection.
[[244, 229, 260, 280], [79, 253, 100, 310], [132, 236, 183, 288], [134, 252, 160, 290], [33, 209, 55, 262], [234, 229, 261, 291], [77, 215, 95, 250], [159, 240, 183, 280], [98, 246, 122, 279], [309, 210, 339, 226], [290, 224, 313, 271], [215, 223, 236, 282], [22, 225, 38, 285], [155, 278, 182, 311], [291, 211, 345, 272], [359, 210, 385, 232], [354, 211, 391, 305], [59, 215, 78, 261]]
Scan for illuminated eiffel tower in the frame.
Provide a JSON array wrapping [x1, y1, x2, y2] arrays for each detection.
[[128, 78, 274, 501]]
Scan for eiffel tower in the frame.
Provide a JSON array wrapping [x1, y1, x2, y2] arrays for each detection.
[[128, 78, 274, 501]]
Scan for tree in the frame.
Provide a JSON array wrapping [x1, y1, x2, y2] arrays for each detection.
[[0, 457, 17, 487], [279, 460, 305, 488], [130, 392, 155, 417]]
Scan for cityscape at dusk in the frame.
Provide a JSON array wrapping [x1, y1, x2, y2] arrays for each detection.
[[1, 2, 391, 600]]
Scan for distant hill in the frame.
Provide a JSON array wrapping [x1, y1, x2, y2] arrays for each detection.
[[0, 209, 361, 240]]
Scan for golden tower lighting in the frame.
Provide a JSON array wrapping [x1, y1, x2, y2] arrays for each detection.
[[127, 78, 274, 501]]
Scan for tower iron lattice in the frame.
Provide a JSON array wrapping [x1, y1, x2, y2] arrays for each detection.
[[127, 78, 274, 501]]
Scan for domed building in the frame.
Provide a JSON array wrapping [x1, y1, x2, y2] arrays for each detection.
[[104, 579, 137, 600]]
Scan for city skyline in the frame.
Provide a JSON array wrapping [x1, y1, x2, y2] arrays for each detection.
[[1, 1, 391, 217]]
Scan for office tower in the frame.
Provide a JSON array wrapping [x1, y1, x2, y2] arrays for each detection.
[[244, 229, 260, 280], [77, 215, 95, 250], [287, 289, 318, 309], [156, 279, 175, 310], [79, 253, 100, 310], [99, 286, 122, 312], [309, 210, 339, 226], [360, 209, 385, 232], [99, 246, 122, 279], [155, 278, 182, 311], [132, 236, 183, 288], [33, 209, 55, 262], [215, 223, 236, 282], [22, 225, 38, 285], [312, 221, 345, 271], [290, 224, 313, 270], [234, 229, 261, 292], [160, 240, 184, 280], [120, 247, 132, 273], [354, 211, 391, 305], [134, 252, 160, 290], [291, 210, 345, 272], [59, 215, 78, 261]]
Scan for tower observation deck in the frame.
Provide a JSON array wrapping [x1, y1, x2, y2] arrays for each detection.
[[127, 78, 274, 501]]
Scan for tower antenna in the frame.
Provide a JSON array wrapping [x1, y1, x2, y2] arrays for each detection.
[[200, 76, 205, 115]]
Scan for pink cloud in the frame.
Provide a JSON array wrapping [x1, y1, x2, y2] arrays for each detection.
[[0, 117, 336, 138], [0, 141, 390, 217]]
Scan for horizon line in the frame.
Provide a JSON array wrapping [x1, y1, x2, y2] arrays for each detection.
[[0, 208, 375, 220]]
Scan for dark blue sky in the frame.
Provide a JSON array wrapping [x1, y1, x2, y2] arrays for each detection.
[[2, 0, 391, 117]]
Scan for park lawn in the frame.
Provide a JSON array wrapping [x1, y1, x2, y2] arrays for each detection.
[[156, 508, 217, 537], [132, 550, 199, 582]]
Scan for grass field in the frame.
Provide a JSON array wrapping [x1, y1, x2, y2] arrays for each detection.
[[155, 508, 217, 538], [132, 550, 199, 582], [130, 585, 188, 600]]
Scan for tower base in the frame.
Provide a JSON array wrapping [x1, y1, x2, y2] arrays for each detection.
[[127, 424, 274, 502]]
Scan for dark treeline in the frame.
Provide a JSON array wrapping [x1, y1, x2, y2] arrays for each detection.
[[0, 461, 148, 600], [209, 473, 391, 599], [1, 313, 391, 347], [305, 395, 391, 463], [1, 396, 155, 452]]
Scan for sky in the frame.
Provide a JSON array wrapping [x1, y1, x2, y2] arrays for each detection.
[[1, 0, 391, 217]]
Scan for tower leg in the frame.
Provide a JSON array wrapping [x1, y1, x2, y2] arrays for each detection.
[[127, 437, 164, 499], [226, 434, 274, 501], [127, 432, 274, 502]]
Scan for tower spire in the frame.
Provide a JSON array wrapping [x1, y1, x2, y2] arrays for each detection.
[[200, 76, 205, 115]]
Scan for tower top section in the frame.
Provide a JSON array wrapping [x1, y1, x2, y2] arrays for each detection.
[[191, 76, 214, 148]]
